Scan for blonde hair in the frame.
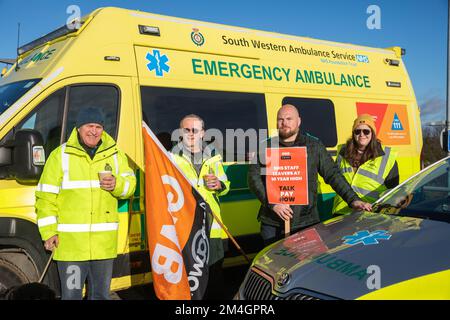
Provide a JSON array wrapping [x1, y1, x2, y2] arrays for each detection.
[[179, 114, 204, 129]]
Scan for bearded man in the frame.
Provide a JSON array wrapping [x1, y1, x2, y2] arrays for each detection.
[[248, 104, 372, 245]]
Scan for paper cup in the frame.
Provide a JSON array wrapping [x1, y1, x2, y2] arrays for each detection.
[[203, 174, 216, 189], [98, 170, 112, 180]]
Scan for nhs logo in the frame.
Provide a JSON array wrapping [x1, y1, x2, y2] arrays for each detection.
[[356, 55, 370, 63]]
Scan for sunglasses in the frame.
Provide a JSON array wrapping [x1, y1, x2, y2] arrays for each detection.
[[182, 128, 202, 134], [354, 129, 371, 136]]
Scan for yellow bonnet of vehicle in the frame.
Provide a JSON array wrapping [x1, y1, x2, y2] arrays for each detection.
[[358, 269, 450, 300]]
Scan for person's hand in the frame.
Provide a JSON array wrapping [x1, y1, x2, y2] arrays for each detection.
[[351, 200, 372, 212], [272, 204, 293, 221], [204, 174, 221, 190], [100, 175, 116, 191], [44, 235, 59, 251]]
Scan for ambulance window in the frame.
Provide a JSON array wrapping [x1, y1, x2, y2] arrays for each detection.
[[141, 86, 267, 162], [64, 85, 119, 140], [282, 97, 337, 147], [0, 79, 41, 115], [14, 88, 65, 155]]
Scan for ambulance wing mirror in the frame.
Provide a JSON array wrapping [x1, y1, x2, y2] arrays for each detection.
[[0, 129, 46, 185]]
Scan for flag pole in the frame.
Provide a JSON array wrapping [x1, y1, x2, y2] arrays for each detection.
[[209, 210, 251, 265]]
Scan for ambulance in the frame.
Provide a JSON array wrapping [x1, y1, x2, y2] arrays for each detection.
[[0, 7, 422, 295]]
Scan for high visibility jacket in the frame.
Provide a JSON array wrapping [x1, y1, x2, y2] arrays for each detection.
[[170, 144, 230, 239], [35, 129, 136, 261], [332, 143, 398, 215]]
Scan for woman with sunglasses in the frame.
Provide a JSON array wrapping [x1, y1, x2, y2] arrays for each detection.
[[332, 114, 399, 215]]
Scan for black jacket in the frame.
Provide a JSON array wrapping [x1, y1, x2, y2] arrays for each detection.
[[248, 133, 361, 229]]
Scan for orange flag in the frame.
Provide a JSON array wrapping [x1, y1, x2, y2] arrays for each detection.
[[142, 122, 210, 300]]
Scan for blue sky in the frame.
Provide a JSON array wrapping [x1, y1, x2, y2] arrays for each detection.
[[0, 0, 447, 123]]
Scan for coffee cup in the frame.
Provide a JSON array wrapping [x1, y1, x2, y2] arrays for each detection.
[[203, 174, 216, 189], [98, 170, 112, 181]]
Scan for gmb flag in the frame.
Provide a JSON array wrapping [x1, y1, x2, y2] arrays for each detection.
[[143, 122, 210, 300]]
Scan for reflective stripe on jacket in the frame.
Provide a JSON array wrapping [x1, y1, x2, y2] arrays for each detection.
[[36, 128, 136, 261], [332, 143, 397, 215], [170, 144, 230, 239]]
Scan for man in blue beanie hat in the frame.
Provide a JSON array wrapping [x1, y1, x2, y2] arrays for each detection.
[[35, 106, 136, 300], [76, 107, 105, 127], [75, 107, 106, 159]]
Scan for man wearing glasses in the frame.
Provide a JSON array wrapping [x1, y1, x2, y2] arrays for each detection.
[[170, 114, 230, 299]]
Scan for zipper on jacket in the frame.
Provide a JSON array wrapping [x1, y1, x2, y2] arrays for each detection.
[[180, 153, 201, 182], [185, 156, 215, 185]]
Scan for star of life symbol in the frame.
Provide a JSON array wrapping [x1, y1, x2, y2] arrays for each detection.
[[342, 230, 391, 246], [146, 49, 170, 77]]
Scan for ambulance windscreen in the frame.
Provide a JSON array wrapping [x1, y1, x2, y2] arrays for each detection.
[[0, 79, 41, 115]]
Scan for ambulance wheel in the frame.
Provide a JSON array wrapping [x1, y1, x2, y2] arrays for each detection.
[[0, 257, 29, 296]]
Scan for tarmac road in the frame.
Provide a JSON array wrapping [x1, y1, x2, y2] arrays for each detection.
[[114, 264, 250, 300]]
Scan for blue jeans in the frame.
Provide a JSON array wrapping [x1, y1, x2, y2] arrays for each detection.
[[57, 259, 114, 300]]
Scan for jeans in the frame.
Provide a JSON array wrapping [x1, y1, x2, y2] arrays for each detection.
[[57, 259, 114, 300]]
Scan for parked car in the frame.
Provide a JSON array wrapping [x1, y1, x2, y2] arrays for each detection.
[[235, 156, 450, 300]]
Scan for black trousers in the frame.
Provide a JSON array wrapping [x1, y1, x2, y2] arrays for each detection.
[[260, 222, 304, 247], [203, 258, 225, 300]]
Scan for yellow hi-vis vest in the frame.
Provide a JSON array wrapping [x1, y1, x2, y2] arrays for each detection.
[[332, 144, 397, 215], [35, 129, 136, 261], [171, 145, 230, 239]]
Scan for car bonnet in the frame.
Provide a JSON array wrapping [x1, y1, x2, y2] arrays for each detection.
[[251, 211, 450, 299]]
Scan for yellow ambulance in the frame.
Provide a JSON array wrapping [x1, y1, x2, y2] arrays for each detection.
[[0, 7, 422, 294]]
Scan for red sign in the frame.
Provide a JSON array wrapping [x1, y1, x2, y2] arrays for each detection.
[[265, 147, 309, 205], [283, 228, 329, 261]]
